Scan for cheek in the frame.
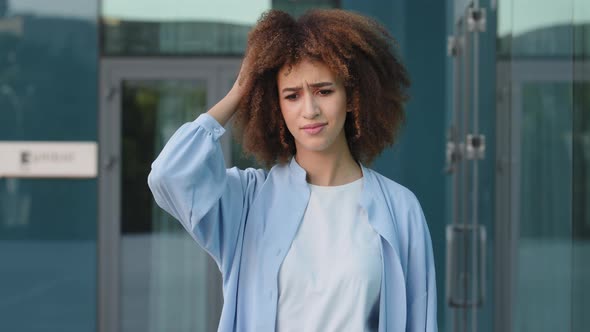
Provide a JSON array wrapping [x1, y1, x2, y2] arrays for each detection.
[[279, 103, 295, 128], [278, 101, 286, 117]]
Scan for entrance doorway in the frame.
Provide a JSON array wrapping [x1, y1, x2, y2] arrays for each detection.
[[98, 58, 240, 332]]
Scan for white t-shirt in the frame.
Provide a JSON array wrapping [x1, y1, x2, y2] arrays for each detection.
[[277, 178, 382, 332]]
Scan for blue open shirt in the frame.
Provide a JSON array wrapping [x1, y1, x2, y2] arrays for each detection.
[[148, 113, 438, 331]]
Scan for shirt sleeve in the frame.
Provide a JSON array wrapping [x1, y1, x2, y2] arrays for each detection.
[[147, 113, 265, 276], [406, 198, 438, 332]]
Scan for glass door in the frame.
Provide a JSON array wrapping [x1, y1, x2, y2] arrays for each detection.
[[495, 0, 590, 331], [99, 59, 240, 332]]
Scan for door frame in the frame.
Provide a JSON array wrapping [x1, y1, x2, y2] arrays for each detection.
[[98, 57, 240, 332], [446, 1, 491, 331]]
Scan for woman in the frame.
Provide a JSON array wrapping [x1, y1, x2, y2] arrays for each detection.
[[148, 9, 437, 332]]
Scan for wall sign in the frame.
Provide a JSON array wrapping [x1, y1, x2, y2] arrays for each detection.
[[0, 142, 98, 178]]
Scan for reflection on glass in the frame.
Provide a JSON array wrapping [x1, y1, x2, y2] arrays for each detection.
[[573, 1, 590, 328], [103, 0, 270, 23], [572, 83, 590, 238], [0, 1, 98, 331], [499, 0, 590, 331], [7, 0, 97, 20], [272, 0, 338, 17], [519, 83, 572, 238], [102, 18, 251, 55], [121, 80, 219, 331], [101, 0, 271, 55], [516, 82, 572, 332], [572, 82, 590, 331], [498, 0, 579, 57], [101, 0, 340, 55], [574, 0, 590, 57]]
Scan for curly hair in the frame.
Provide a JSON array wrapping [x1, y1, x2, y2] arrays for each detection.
[[232, 9, 410, 167]]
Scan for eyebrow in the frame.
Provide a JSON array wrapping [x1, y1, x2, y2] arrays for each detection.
[[281, 82, 334, 93]]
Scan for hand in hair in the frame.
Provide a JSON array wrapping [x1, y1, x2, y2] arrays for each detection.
[[207, 50, 254, 126]]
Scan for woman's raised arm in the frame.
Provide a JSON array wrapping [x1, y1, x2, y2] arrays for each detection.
[[147, 55, 265, 276]]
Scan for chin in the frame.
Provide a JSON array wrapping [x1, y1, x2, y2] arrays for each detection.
[[296, 141, 333, 154]]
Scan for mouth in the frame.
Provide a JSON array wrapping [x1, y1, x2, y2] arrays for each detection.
[[301, 123, 327, 135]]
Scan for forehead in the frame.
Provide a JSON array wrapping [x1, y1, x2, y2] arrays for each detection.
[[277, 59, 339, 86]]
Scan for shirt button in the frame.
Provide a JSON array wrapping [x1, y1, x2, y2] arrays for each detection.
[[275, 248, 282, 257]]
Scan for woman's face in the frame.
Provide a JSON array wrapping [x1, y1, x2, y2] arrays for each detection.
[[277, 59, 349, 156]]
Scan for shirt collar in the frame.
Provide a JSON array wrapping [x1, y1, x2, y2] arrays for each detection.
[[288, 157, 308, 183], [287, 157, 398, 254], [288, 157, 375, 202]]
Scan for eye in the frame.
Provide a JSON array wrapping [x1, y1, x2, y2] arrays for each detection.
[[318, 89, 333, 96], [285, 93, 299, 101]]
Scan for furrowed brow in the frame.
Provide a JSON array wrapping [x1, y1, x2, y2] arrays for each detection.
[[309, 82, 334, 88], [281, 86, 302, 93], [281, 82, 334, 93]]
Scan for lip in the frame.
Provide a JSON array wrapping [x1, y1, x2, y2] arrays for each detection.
[[301, 123, 327, 135]]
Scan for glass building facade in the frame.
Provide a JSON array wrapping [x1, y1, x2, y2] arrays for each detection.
[[493, 0, 590, 331], [0, 0, 588, 331], [0, 0, 98, 330]]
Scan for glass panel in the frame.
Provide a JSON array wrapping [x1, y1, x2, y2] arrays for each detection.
[[498, 0, 573, 57], [101, 0, 271, 55], [100, 0, 341, 56], [496, 0, 590, 331], [120, 80, 220, 331], [571, 81, 590, 332], [0, 1, 98, 331], [272, 0, 339, 17], [519, 83, 572, 238], [516, 82, 572, 331], [573, 1, 590, 331], [0, 179, 97, 331]]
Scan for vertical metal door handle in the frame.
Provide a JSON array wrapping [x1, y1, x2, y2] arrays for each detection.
[[446, 224, 486, 308]]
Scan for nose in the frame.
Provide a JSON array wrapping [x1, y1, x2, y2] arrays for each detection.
[[302, 93, 320, 119]]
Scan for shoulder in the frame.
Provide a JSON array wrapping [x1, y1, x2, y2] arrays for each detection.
[[225, 166, 269, 192], [268, 162, 289, 176], [224, 162, 293, 194], [227, 165, 269, 179], [364, 167, 421, 212], [364, 167, 430, 255], [363, 167, 427, 237]]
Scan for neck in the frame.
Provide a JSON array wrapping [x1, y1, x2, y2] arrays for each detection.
[[294, 142, 362, 186]]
